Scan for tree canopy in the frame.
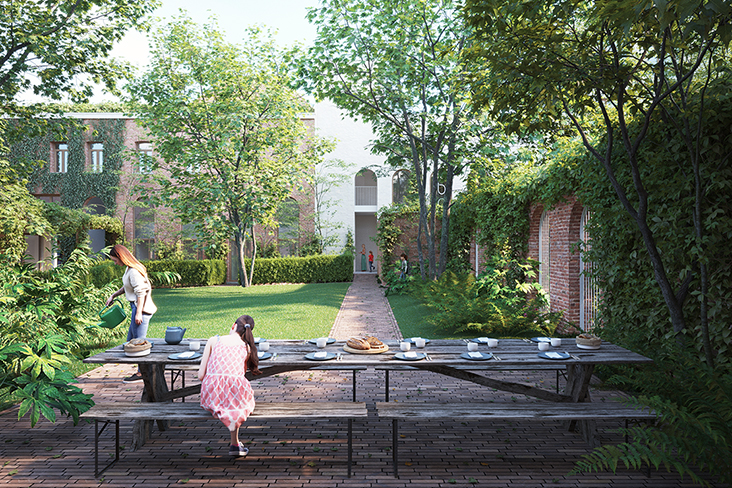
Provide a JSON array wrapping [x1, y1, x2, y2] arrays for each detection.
[[126, 15, 332, 286], [300, 0, 498, 280], [464, 0, 732, 365], [0, 0, 158, 115]]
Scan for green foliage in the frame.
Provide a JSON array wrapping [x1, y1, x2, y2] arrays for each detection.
[[6, 117, 127, 262], [246, 254, 353, 285], [572, 357, 732, 486], [86, 261, 125, 289], [126, 16, 333, 287], [0, 249, 126, 426], [145, 260, 225, 287], [301, 0, 498, 279], [0, 0, 158, 113], [376, 204, 415, 279], [414, 257, 560, 337], [0, 159, 52, 262]]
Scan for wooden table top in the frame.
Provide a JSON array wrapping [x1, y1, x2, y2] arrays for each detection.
[[84, 338, 653, 370]]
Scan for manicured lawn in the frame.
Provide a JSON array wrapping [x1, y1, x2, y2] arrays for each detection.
[[148, 283, 351, 340]]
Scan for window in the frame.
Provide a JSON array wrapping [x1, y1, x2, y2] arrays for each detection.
[[579, 208, 599, 331], [277, 199, 300, 257], [538, 210, 550, 304], [89, 143, 104, 173], [134, 204, 155, 260], [392, 169, 410, 204], [136, 142, 153, 174], [53, 143, 68, 173], [355, 169, 377, 206]]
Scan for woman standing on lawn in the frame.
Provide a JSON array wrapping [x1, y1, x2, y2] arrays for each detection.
[[106, 244, 157, 383], [198, 315, 260, 457]]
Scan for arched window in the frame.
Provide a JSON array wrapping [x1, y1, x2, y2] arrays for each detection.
[[579, 207, 598, 331], [134, 203, 155, 260], [538, 210, 550, 304], [392, 169, 410, 204], [355, 169, 377, 205]]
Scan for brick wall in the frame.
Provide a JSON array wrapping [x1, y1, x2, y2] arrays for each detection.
[[528, 196, 585, 326]]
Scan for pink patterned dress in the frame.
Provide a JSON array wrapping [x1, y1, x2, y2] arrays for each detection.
[[200, 337, 256, 430]]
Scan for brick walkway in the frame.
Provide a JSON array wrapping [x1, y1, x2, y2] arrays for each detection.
[[0, 276, 726, 487]]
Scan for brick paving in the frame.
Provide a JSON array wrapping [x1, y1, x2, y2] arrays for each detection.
[[0, 275, 726, 487]]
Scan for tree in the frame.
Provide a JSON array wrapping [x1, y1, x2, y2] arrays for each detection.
[[309, 158, 353, 253], [126, 16, 332, 286], [299, 0, 495, 280], [0, 0, 158, 115], [465, 0, 732, 365]]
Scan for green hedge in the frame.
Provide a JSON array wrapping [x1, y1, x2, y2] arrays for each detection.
[[88, 259, 226, 288], [145, 259, 226, 287], [246, 254, 353, 284], [86, 261, 124, 288], [88, 254, 351, 288]]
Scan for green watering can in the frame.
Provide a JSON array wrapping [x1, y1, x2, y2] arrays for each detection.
[[97, 299, 127, 329]]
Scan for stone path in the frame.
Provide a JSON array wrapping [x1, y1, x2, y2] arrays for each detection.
[[0, 276, 726, 488], [329, 272, 401, 341]]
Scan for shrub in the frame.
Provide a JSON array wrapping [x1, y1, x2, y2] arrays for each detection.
[[145, 259, 225, 287], [245, 254, 352, 284], [87, 260, 124, 288], [0, 249, 123, 426], [572, 355, 732, 487], [414, 257, 562, 337]]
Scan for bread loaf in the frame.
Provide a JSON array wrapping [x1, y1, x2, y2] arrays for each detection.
[[365, 336, 384, 347], [347, 337, 371, 350]]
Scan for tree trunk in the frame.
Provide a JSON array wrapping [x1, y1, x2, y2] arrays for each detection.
[[234, 231, 249, 287]]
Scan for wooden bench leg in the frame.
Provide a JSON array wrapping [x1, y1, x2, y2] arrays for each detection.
[[348, 419, 353, 478], [94, 419, 119, 477], [392, 419, 399, 478], [352, 370, 357, 402]]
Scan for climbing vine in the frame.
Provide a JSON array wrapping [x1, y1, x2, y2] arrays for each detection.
[[11, 117, 126, 259]]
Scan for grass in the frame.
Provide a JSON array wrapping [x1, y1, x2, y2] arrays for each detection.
[[148, 283, 351, 340], [387, 292, 469, 340]]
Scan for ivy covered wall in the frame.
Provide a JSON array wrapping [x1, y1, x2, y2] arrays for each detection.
[[21, 118, 125, 212], [11, 117, 127, 260]]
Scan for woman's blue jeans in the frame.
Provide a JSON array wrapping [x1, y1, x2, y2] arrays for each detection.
[[126, 301, 152, 341]]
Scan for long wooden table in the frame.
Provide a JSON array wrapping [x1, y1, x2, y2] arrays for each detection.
[[84, 338, 652, 449]]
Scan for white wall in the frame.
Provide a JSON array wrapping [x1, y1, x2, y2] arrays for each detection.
[[314, 100, 391, 259]]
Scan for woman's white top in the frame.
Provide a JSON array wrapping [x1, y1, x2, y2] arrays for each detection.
[[122, 267, 158, 314]]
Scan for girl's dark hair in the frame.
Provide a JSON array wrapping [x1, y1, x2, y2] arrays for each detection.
[[234, 315, 260, 375]]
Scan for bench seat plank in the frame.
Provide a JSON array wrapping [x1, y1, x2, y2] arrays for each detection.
[[376, 401, 656, 420], [82, 401, 368, 421]]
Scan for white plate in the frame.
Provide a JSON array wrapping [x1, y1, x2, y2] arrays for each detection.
[[394, 352, 426, 361], [538, 351, 570, 360], [577, 343, 601, 350]]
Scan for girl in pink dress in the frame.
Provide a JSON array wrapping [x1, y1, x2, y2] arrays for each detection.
[[198, 315, 260, 456]]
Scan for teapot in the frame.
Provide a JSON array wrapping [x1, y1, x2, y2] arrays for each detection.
[[165, 326, 187, 345]]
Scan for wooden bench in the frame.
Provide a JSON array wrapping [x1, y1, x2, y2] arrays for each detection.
[[376, 364, 568, 400], [376, 401, 656, 477], [81, 401, 368, 477], [166, 365, 368, 402]]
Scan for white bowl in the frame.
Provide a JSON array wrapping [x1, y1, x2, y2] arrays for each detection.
[[125, 348, 151, 357]]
